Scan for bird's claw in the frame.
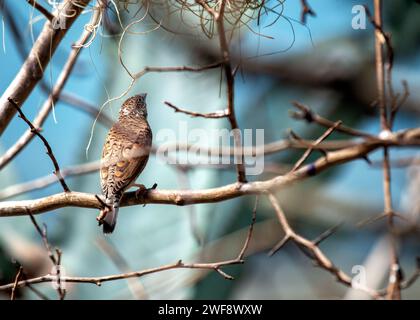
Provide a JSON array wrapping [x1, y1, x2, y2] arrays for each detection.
[[96, 209, 107, 225], [134, 183, 157, 207], [134, 184, 147, 199]]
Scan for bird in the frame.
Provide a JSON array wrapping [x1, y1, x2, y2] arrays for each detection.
[[99, 93, 152, 234]]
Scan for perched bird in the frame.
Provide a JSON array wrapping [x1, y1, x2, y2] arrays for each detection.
[[99, 94, 152, 234]]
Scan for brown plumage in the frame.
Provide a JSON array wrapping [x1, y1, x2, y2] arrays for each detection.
[[99, 94, 152, 234]]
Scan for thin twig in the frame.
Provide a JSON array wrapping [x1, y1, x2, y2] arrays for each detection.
[[27, 209, 65, 299], [0, 2, 101, 170], [27, 210, 57, 265], [133, 61, 224, 79], [267, 193, 380, 298], [55, 249, 66, 300], [10, 266, 24, 300], [8, 98, 70, 192], [0, 0, 91, 136], [237, 196, 258, 260], [291, 120, 342, 172], [164, 101, 228, 118], [312, 222, 343, 246], [196, 0, 247, 182], [291, 102, 375, 139], [372, 0, 401, 300], [216, 1, 247, 183], [0, 161, 100, 200]]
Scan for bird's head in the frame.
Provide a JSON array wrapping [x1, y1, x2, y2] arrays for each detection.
[[119, 93, 148, 119]]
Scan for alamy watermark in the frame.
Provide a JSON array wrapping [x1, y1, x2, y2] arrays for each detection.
[[352, 5, 367, 30], [351, 265, 367, 289], [155, 121, 265, 176]]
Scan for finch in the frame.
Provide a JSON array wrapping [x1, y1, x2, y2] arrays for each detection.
[[99, 93, 152, 233]]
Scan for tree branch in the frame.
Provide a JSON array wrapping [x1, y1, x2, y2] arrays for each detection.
[[0, 0, 91, 136], [0, 199, 258, 290], [372, 0, 401, 300], [0, 161, 100, 200], [8, 98, 70, 192], [267, 193, 380, 298], [1, 128, 419, 217], [215, 0, 247, 183], [0, 1, 101, 170], [291, 101, 376, 139], [164, 101, 228, 119]]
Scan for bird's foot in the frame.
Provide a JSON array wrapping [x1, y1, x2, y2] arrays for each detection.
[[134, 183, 157, 207], [96, 209, 107, 225], [134, 184, 147, 198], [95, 195, 110, 225]]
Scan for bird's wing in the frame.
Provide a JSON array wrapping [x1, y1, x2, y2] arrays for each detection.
[[100, 125, 152, 199]]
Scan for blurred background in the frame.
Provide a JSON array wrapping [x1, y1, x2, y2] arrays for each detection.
[[0, 0, 419, 299]]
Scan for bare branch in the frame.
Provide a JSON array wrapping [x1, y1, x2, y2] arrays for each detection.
[[215, 1, 247, 183], [0, 2, 102, 170], [371, 0, 401, 299], [27, 209, 65, 299], [237, 196, 258, 260], [0, 199, 260, 291], [133, 61, 224, 80], [195, 0, 247, 182], [291, 120, 342, 172], [0, 0, 91, 136], [164, 101, 228, 119], [291, 102, 375, 139], [1, 128, 419, 217], [0, 136, 360, 201], [8, 98, 70, 192], [267, 193, 380, 298], [10, 266, 24, 300], [0, 161, 99, 200], [27, 211, 57, 265]]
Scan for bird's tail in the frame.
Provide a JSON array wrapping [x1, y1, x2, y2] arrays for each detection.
[[102, 200, 119, 234]]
